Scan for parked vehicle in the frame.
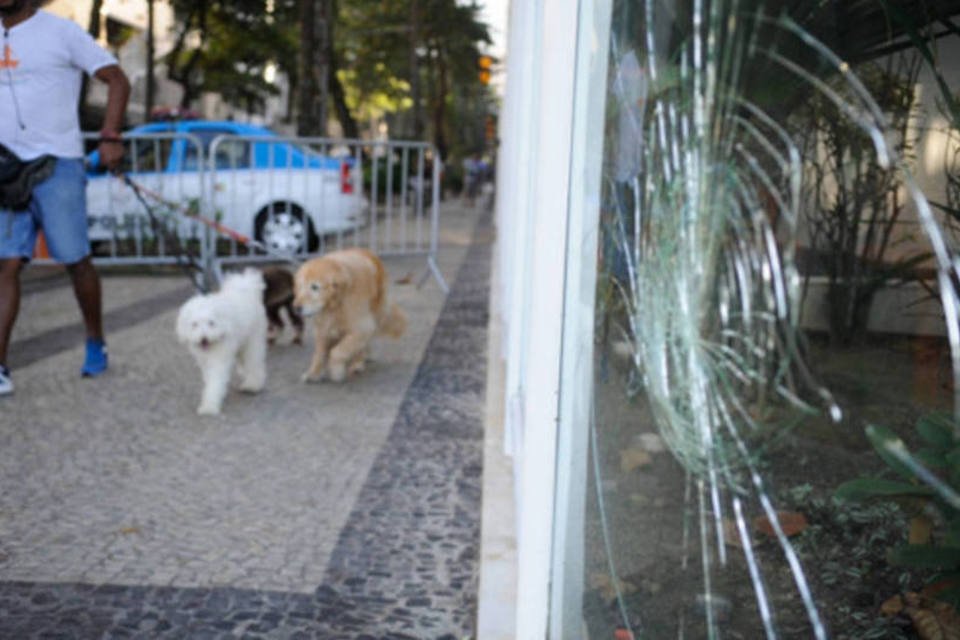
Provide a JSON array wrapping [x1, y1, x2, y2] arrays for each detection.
[[85, 120, 367, 254]]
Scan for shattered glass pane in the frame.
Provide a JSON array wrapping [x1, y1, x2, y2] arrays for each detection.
[[585, 0, 960, 637]]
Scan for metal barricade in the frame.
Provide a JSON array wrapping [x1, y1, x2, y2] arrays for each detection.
[[31, 132, 445, 293], [207, 135, 446, 292], [31, 131, 213, 289]]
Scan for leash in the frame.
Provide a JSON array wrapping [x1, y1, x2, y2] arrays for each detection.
[[118, 173, 302, 291], [119, 172, 210, 293]]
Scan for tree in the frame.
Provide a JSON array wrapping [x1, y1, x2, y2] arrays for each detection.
[[418, 0, 491, 159], [327, 2, 359, 140], [166, 0, 298, 114], [336, 0, 491, 153], [295, 0, 357, 138], [796, 54, 928, 346], [161, 0, 491, 150], [296, 0, 328, 135]]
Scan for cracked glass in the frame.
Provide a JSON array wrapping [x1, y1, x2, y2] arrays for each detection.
[[581, 1, 960, 637]]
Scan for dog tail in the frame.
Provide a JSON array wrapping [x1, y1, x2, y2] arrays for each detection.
[[378, 302, 407, 338], [222, 267, 266, 296]]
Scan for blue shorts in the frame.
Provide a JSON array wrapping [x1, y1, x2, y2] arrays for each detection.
[[0, 157, 90, 264]]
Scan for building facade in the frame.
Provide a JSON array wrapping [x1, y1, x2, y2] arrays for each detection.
[[483, 1, 960, 638]]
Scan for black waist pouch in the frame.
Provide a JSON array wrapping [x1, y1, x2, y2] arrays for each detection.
[[0, 143, 56, 211]]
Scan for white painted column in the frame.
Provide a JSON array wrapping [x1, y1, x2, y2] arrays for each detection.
[[491, 0, 611, 636], [512, 2, 581, 638], [549, 0, 613, 636]]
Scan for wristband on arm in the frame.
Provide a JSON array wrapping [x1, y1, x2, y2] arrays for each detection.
[[99, 128, 123, 145]]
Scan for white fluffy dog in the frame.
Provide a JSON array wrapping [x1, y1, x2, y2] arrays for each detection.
[[175, 268, 268, 415]]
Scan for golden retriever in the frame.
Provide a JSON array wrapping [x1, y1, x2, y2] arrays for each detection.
[[293, 248, 406, 382]]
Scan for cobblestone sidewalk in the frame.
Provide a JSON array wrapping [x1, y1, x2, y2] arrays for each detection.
[[0, 203, 491, 639]]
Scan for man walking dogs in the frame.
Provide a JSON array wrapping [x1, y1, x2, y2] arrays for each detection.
[[0, 0, 130, 395]]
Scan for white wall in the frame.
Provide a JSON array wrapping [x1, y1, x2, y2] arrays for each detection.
[[45, 0, 176, 53], [910, 36, 960, 257]]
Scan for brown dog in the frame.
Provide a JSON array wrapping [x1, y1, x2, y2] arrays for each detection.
[[262, 266, 304, 345], [293, 248, 406, 382]]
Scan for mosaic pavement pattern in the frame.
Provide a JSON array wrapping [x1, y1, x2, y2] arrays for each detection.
[[0, 211, 491, 639]]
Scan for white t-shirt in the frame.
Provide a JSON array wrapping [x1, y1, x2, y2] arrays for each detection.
[[0, 10, 117, 160]]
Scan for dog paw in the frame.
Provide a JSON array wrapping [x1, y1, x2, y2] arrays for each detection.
[[328, 363, 347, 382], [348, 360, 366, 375], [301, 370, 324, 383], [197, 404, 221, 416], [238, 382, 264, 394]]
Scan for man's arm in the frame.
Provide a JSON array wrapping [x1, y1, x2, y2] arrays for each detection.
[[93, 64, 131, 171]]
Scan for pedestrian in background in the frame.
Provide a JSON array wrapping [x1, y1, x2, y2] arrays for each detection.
[[462, 152, 484, 207], [0, 0, 130, 395]]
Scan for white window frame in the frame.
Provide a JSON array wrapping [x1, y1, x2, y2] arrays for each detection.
[[550, 0, 613, 637], [490, 0, 613, 637]]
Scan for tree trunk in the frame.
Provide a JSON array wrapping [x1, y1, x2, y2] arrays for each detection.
[[145, 0, 156, 121], [87, 0, 104, 38], [79, 0, 105, 128], [297, 0, 329, 136], [408, 0, 423, 139], [326, 0, 358, 139], [168, 1, 207, 110], [329, 52, 358, 139]]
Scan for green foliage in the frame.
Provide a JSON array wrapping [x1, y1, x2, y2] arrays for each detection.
[[362, 154, 407, 196], [835, 477, 935, 502], [338, 66, 412, 123], [338, 0, 491, 98], [162, 0, 493, 149], [166, 0, 299, 112], [795, 53, 929, 347], [443, 161, 463, 194], [835, 412, 960, 605], [873, 0, 960, 130], [337, 0, 493, 148], [783, 484, 913, 640]]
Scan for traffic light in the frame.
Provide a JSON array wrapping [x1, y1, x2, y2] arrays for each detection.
[[478, 54, 493, 85]]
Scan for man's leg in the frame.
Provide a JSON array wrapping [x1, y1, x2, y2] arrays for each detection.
[[65, 256, 108, 377], [65, 256, 103, 341], [0, 257, 23, 366], [33, 158, 108, 377]]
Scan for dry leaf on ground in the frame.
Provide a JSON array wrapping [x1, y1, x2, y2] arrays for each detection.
[[721, 518, 754, 549], [881, 594, 904, 617], [903, 592, 960, 640], [753, 511, 808, 538], [588, 573, 637, 602], [619, 448, 653, 473], [881, 592, 960, 640], [633, 433, 666, 453]]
